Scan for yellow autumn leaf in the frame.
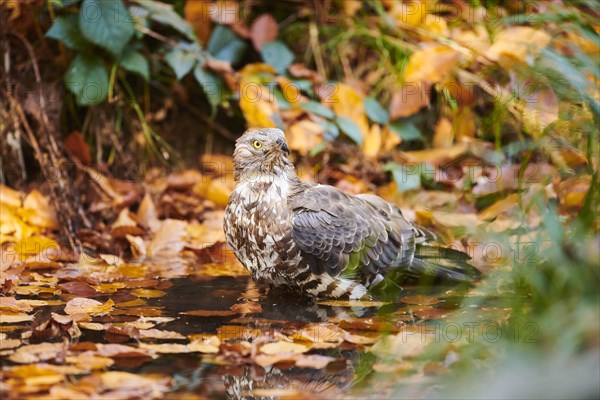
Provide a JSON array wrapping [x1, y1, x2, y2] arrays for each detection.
[[239, 81, 278, 128], [363, 124, 382, 158], [19, 189, 59, 229], [404, 45, 460, 84], [0, 184, 22, 207], [486, 27, 551, 64], [330, 83, 369, 142], [64, 298, 114, 316], [287, 120, 324, 155], [387, 0, 427, 27], [11, 235, 59, 260]]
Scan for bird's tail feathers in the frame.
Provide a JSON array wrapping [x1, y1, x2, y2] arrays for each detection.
[[408, 244, 481, 283]]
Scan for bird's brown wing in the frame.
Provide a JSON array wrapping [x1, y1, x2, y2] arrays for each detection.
[[289, 185, 415, 278]]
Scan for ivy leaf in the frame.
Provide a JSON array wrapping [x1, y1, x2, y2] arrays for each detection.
[[53, 0, 81, 8], [79, 0, 135, 56], [119, 51, 149, 80], [165, 46, 198, 79], [319, 120, 340, 141], [134, 0, 196, 41], [364, 97, 389, 124], [300, 101, 334, 119], [46, 15, 88, 50], [207, 25, 246, 64], [194, 65, 223, 114], [65, 53, 108, 106], [335, 116, 363, 145], [261, 41, 294, 74], [389, 120, 423, 141]]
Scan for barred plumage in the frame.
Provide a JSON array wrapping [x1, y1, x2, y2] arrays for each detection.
[[223, 128, 480, 299]]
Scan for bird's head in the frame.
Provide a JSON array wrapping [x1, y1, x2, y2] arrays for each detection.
[[233, 128, 293, 182]]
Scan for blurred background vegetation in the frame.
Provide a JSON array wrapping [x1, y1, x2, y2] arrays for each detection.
[[1, 0, 598, 398]]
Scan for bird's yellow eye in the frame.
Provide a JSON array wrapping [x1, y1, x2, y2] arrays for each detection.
[[252, 140, 262, 149]]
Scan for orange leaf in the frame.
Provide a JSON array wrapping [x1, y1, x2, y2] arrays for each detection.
[[404, 45, 459, 84]]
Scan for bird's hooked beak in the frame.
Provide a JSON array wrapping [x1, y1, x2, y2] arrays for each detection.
[[276, 137, 290, 155]]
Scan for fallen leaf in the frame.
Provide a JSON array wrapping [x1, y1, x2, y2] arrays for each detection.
[[182, 309, 237, 317], [32, 313, 81, 342], [389, 83, 431, 119], [294, 354, 336, 369], [404, 45, 459, 84], [20, 190, 59, 229], [1, 312, 34, 323], [400, 295, 441, 306], [64, 298, 114, 317], [0, 184, 22, 207], [131, 289, 166, 299], [486, 27, 551, 64], [230, 302, 263, 314], [9, 342, 66, 363], [371, 329, 434, 359], [64, 131, 92, 165], [260, 341, 309, 355], [147, 219, 187, 258], [139, 329, 186, 340]]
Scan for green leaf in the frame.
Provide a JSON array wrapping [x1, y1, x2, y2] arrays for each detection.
[[46, 15, 88, 50], [207, 25, 246, 64], [309, 142, 327, 157], [165, 46, 198, 79], [65, 53, 109, 106], [364, 97, 389, 124], [290, 79, 314, 97], [260, 41, 294, 74], [194, 65, 223, 113], [320, 120, 340, 141], [119, 51, 149, 80], [335, 116, 363, 145], [50, 0, 81, 9], [389, 120, 423, 141], [134, 0, 196, 41], [299, 101, 334, 119], [384, 162, 422, 192], [79, 0, 135, 56], [273, 88, 291, 110]]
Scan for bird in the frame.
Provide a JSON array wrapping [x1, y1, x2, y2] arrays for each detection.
[[223, 128, 480, 300]]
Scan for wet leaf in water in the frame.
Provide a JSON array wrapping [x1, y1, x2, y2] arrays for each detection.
[[138, 329, 186, 340], [9, 342, 66, 364], [260, 341, 309, 355], [295, 354, 337, 369], [32, 313, 81, 342], [400, 295, 441, 306], [64, 298, 114, 318], [182, 309, 237, 317]]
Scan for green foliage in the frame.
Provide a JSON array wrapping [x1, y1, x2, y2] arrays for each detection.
[[364, 97, 389, 125], [165, 45, 198, 79], [207, 26, 247, 64], [46, 16, 87, 51], [65, 53, 109, 106], [193, 65, 222, 115], [261, 41, 295, 74], [79, 0, 134, 56], [299, 101, 335, 119], [335, 116, 363, 145]]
